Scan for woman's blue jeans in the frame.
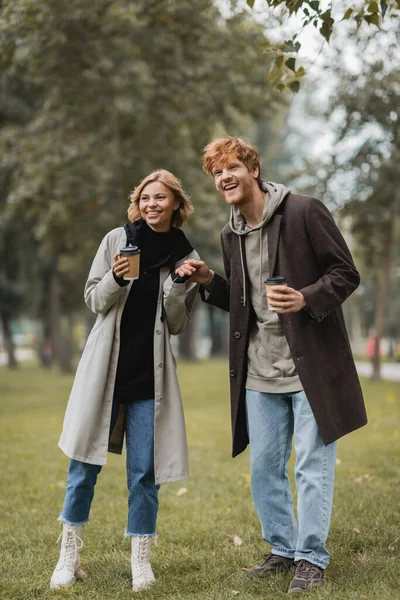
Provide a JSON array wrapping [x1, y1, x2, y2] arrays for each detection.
[[60, 399, 159, 536], [245, 390, 336, 569]]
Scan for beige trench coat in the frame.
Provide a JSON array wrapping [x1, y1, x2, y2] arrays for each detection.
[[58, 226, 199, 484]]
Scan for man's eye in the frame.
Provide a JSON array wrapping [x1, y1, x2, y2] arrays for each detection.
[[214, 171, 221, 176]]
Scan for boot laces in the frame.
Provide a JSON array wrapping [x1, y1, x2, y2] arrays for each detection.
[[137, 535, 150, 565], [56, 528, 83, 569], [132, 535, 153, 583]]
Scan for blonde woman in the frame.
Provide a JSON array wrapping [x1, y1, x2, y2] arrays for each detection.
[[51, 170, 199, 592]]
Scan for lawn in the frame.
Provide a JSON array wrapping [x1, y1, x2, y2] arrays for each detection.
[[0, 359, 399, 600]]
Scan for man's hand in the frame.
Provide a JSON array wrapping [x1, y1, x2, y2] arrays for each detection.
[[266, 285, 306, 313], [175, 259, 214, 285]]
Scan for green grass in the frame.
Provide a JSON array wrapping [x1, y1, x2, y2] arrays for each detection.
[[0, 359, 399, 600]]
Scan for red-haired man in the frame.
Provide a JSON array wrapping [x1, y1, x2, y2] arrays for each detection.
[[177, 137, 367, 594]]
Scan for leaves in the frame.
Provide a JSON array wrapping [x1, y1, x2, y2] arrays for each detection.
[[282, 40, 301, 53], [342, 8, 353, 20], [224, 533, 243, 546], [289, 80, 300, 93], [285, 57, 296, 72], [364, 12, 380, 25], [319, 9, 334, 42]]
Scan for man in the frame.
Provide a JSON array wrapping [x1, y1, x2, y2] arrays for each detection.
[[177, 137, 367, 594]]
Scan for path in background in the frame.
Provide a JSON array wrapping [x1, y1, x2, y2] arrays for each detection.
[[1, 348, 400, 381], [355, 361, 400, 381], [0, 347, 35, 366]]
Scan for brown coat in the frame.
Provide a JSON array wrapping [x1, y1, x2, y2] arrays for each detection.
[[201, 194, 367, 457]]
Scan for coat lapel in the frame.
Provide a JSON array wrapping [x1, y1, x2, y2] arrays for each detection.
[[266, 212, 282, 277]]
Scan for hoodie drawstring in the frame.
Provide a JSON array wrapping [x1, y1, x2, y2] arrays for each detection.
[[259, 229, 263, 294], [239, 237, 247, 307]]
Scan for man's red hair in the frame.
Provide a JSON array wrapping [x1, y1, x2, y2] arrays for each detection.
[[203, 137, 261, 177]]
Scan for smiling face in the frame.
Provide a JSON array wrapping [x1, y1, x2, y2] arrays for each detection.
[[139, 181, 179, 232], [212, 157, 259, 209]]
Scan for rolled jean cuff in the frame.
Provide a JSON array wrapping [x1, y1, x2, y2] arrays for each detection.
[[271, 545, 295, 560], [58, 514, 89, 527], [124, 530, 157, 537], [294, 553, 328, 570]]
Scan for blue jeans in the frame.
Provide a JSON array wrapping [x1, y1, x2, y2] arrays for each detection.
[[60, 399, 159, 536], [245, 390, 336, 569]]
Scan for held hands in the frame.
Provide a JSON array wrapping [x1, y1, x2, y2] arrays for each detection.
[[267, 285, 307, 313], [113, 253, 130, 278], [175, 259, 214, 285]]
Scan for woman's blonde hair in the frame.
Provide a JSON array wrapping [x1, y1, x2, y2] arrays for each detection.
[[127, 170, 194, 228]]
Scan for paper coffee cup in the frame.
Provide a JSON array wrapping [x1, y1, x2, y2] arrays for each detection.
[[120, 245, 140, 281], [265, 276, 287, 311]]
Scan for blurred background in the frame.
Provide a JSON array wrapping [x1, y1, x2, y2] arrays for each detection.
[[0, 0, 399, 380]]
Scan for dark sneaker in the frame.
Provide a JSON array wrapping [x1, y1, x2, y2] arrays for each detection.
[[288, 560, 324, 593], [247, 553, 295, 577]]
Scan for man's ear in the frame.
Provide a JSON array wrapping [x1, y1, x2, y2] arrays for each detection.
[[252, 166, 260, 179]]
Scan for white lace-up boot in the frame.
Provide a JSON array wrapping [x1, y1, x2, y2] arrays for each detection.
[[50, 523, 86, 589], [131, 535, 155, 592]]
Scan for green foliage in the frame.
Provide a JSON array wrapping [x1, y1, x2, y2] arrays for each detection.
[[0, 0, 286, 322], [245, 0, 400, 91], [326, 58, 399, 265]]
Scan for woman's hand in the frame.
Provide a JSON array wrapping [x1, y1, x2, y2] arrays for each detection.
[[113, 253, 130, 278], [175, 259, 214, 285]]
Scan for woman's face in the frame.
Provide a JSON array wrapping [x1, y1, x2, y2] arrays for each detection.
[[139, 181, 179, 232]]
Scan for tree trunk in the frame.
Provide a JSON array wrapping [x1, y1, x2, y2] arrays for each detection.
[[49, 268, 61, 365], [208, 305, 228, 356], [58, 315, 74, 373], [371, 216, 396, 380], [178, 308, 199, 361], [0, 311, 18, 368]]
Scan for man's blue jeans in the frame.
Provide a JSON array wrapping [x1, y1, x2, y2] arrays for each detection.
[[60, 399, 159, 536], [245, 390, 336, 569]]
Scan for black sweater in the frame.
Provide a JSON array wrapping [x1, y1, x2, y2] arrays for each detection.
[[114, 221, 193, 402]]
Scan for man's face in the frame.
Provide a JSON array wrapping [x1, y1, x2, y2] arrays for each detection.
[[212, 158, 258, 207]]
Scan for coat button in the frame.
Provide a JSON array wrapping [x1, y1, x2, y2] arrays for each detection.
[[234, 332, 241, 339], [240, 296, 244, 304], [158, 395, 162, 401], [230, 369, 236, 377], [156, 329, 162, 335], [158, 362, 163, 368]]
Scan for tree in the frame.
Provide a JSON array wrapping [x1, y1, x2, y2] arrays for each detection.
[[0, 0, 287, 365], [319, 42, 400, 379]]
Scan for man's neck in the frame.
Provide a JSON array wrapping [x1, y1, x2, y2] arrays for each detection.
[[239, 185, 266, 228]]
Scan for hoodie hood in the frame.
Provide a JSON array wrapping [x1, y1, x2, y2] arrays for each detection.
[[229, 181, 290, 236]]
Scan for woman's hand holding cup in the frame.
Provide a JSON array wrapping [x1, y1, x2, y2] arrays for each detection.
[[113, 253, 131, 279]]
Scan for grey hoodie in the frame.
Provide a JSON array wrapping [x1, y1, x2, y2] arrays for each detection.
[[230, 182, 302, 393]]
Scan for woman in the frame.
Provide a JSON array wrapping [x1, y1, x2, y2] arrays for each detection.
[[50, 170, 199, 592]]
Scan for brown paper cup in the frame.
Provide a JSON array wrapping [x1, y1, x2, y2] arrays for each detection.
[[120, 246, 140, 281], [124, 253, 140, 280], [265, 276, 288, 311]]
